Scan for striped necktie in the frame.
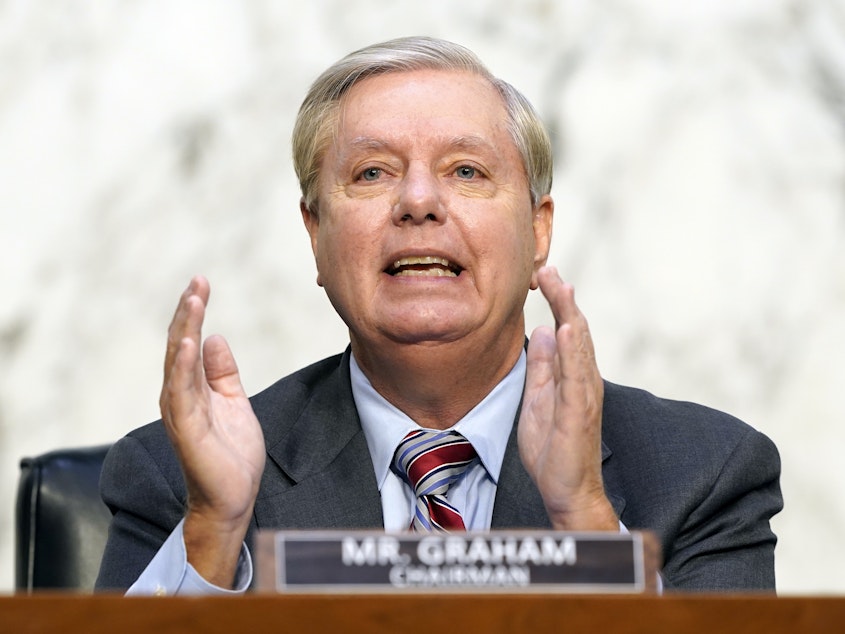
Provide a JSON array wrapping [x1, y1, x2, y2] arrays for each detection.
[[393, 429, 477, 532]]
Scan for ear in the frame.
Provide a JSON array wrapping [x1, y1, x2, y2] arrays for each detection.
[[529, 194, 554, 291], [300, 198, 324, 287]]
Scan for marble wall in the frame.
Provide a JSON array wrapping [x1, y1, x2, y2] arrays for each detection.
[[2, 0, 844, 593]]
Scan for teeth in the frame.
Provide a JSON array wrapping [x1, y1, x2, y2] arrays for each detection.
[[395, 267, 457, 277], [393, 256, 452, 268], [392, 256, 458, 277]]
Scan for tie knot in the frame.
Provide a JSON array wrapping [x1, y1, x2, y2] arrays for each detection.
[[393, 430, 477, 497]]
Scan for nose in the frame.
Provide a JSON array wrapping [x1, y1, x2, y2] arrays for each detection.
[[391, 163, 446, 225]]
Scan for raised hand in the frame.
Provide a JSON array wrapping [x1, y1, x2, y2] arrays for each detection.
[[518, 266, 618, 531], [159, 276, 266, 587]]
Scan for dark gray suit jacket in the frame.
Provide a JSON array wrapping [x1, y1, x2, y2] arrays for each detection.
[[96, 349, 782, 592]]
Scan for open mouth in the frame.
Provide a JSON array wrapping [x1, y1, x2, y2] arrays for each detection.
[[387, 256, 463, 277]]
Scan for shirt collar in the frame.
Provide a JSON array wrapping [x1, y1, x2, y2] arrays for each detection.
[[351, 350, 525, 491]]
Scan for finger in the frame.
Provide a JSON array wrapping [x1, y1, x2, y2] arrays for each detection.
[[554, 318, 603, 436], [163, 335, 207, 431], [164, 277, 211, 376], [203, 334, 248, 399], [161, 277, 211, 421], [536, 266, 582, 331], [536, 267, 597, 372], [171, 276, 211, 322], [554, 309, 600, 385], [535, 268, 603, 428]]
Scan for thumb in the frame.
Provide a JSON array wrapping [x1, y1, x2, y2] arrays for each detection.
[[202, 334, 247, 398], [524, 325, 557, 404]]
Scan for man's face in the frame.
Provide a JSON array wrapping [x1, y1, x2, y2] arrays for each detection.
[[302, 69, 552, 354]]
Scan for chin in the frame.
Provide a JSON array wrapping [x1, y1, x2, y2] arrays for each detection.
[[383, 328, 468, 346]]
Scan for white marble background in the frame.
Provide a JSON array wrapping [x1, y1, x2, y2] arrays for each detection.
[[1, 0, 843, 594]]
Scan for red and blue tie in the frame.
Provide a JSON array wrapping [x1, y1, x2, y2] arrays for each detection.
[[393, 429, 478, 532]]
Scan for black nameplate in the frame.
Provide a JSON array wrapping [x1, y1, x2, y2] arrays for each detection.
[[255, 531, 659, 593]]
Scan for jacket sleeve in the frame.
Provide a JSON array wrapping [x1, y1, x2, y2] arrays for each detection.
[[95, 431, 188, 591], [660, 426, 783, 591]]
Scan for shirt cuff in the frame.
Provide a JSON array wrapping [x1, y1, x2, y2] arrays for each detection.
[[125, 518, 253, 596]]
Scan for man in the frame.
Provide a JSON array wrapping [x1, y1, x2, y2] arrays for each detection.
[[96, 36, 782, 593]]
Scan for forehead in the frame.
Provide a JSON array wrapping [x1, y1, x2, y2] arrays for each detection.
[[333, 69, 512, 150]]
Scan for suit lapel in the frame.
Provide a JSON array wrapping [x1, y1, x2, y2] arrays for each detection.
[[254, 349, 384, 530], [255, 431, 384, 529]]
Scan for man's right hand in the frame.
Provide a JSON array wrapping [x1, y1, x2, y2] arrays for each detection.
[[159, 276, 266, 588]]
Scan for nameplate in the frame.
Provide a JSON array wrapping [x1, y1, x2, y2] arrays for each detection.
[[254, 530, 660, 593]]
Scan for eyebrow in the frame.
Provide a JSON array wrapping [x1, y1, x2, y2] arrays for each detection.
[[348, 137, 391, 151], [447, 135, 495, 152], [347, 135, 496, 153]]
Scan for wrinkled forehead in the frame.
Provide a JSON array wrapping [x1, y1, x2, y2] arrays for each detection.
[[330, 69, 512, 151], [338, 67, 505, 115]]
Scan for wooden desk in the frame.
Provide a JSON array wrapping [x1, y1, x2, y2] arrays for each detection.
[[1, 594, 844, 633]]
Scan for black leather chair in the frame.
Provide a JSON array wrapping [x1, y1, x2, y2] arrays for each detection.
[[15, 445, 113, 592]]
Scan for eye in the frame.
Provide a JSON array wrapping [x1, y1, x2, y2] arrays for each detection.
[[359, 167, 382, 182], [455, 165, 477, 179]]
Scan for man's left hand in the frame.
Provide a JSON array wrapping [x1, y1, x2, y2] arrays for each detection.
[[518, 266, 619, 531]]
